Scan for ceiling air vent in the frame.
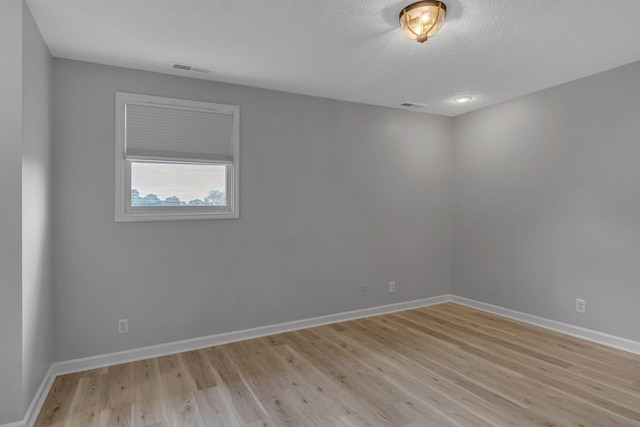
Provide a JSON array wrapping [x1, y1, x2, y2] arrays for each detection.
[[171, 63, 212, 74], [401, 102, 428, 109]]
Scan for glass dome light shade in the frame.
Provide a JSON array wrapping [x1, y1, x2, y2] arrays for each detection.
[[399, 1, 447, 43]]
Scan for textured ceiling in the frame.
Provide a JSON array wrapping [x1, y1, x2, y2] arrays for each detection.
[[26, 0, 640, 116]]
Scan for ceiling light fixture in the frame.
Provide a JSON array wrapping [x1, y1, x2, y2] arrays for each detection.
[[454, 96, 473, 104], [399, 1, 447, 43]]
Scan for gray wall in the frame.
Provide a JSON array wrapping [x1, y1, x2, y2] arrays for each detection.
[[22, 0, 53, 414], [0, 1, 53, 423], [52, 59, 453, 361], [452, 60, 640, 341], [0, 0, 25, 422]]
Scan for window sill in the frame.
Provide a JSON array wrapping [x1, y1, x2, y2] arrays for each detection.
[[115, 210, 239, 222]]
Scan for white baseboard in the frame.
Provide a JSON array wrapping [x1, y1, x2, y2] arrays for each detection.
[[23, 366, 56, 427], [0, 366, 56, 427], [7, 293, 640, 427], [450, 295, 640, 355], [52, 295, 451, 376]]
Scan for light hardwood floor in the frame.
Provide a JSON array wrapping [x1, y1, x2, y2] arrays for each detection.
[[35, 303, 640, 426]]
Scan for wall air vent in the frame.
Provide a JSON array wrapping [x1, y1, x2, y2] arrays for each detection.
[[401, 102, 428, 108], [171, 63, 212, 74]]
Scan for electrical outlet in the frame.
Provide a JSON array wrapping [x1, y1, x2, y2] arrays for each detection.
[[118, 319, 128, 334], [576, 299, 586, 314], [361, 285, 368, 297], [388, 281, 396, 293]]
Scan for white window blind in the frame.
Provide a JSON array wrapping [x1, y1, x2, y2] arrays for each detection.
[[124, 102, 235, 164], [115, 92, 240, 222]]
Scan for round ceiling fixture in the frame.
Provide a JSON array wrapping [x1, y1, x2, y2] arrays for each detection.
[[454, 96, 473, 104], [399, 1, 447, 43]]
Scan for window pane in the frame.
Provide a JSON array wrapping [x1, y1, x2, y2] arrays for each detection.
[[131, 162, 227, 207]]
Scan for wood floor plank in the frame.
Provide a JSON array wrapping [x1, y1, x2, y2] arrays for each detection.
[[275, 337, 391, 424], [360, 314, 632, 426], [391, 309, 640, 423], [426, 305, 640, 384], [309, 322, 527, 426], [429, 304, 640, 381], [35, 372, 82, 425], [222, 340, 318, 426], [98, 403, 133, 427], [104, 363, 133, 410], [180, 350, 217, 391], [155, 354, 202, 427], [131, 358, 167, 427], [35, 303, 640, 426], [441, 303, 640, 367], [200, 346, 267, 425], [348, 317, 566, 427], [64, 371, 106, 427]]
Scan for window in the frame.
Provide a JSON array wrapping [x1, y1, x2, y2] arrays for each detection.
[[115, 92, 239, 222]]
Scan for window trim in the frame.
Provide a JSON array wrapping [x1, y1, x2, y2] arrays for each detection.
[[115, 92, 240, 222]]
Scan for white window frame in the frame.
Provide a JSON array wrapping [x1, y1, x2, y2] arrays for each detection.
[[115, 92, 239, 222]]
